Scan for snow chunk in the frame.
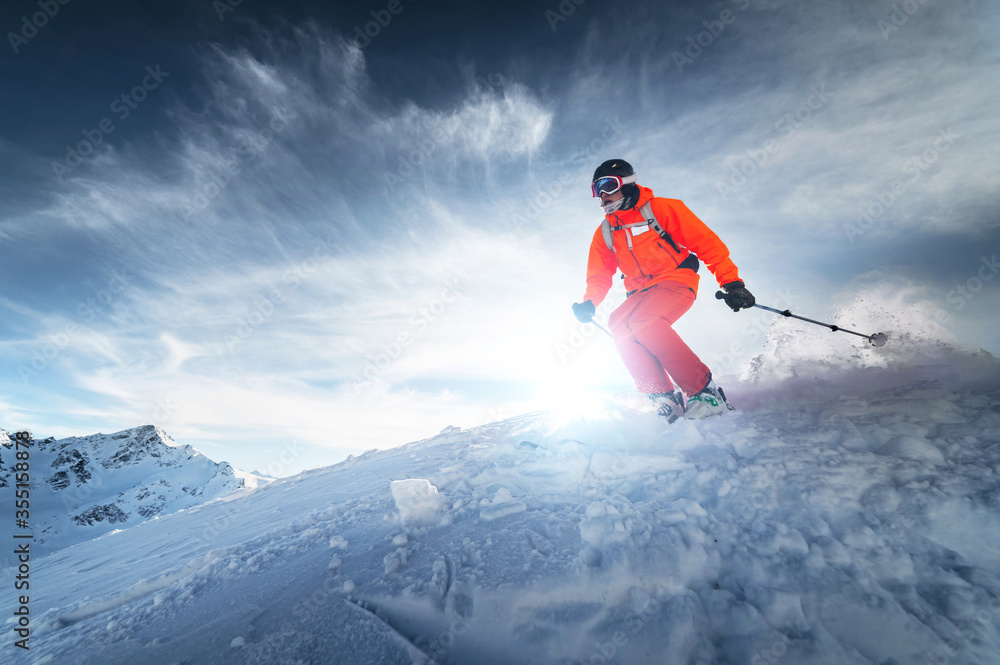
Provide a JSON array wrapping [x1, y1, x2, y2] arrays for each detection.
[[656, 508, 687, 525], [876, 436, 946, 466], [383, 550, 405, 574], [230, 636, 246, 647], [479, 487, 527, 522], [329, 535, 348, 550], [480, 501, 527, 522], [492, 487, 514, 504], [580, 502, 631, 546], [328, 556, 342, 570], [390, 479, 445, 526]]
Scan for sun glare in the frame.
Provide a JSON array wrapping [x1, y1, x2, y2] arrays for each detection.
[[532, 374, 613, 427]]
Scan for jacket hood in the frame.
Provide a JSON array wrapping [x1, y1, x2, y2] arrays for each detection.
[[633, 185, 654, 209]]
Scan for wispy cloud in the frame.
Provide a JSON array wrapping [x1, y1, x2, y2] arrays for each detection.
[[3, 3, 998, 473], [2, 22, 569, 471]]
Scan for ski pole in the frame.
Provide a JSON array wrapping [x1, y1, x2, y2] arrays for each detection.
[[715, 292, 887, 347], [591, 319, 613, 339]]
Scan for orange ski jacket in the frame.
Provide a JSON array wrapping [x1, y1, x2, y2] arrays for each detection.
[[583, 186, 741, 306]]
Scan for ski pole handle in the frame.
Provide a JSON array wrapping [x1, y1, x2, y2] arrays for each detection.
[[716, 290, 791, 317]]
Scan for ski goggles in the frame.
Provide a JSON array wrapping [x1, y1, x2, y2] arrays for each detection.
[[591, 173, 638, 197]]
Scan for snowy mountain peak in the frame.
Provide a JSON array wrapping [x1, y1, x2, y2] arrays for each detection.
[[1, 425, 265, 555]]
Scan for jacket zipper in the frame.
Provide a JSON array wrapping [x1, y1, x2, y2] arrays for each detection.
[[614, 212, 649, 280]]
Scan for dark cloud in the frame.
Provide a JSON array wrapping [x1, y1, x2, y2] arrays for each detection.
[[1, 0, 997, 469]]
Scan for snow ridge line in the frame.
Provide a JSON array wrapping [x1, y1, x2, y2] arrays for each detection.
[[345, 597, 443, 665], [44, 549, 229, 631], [35, 496, 360, 634]]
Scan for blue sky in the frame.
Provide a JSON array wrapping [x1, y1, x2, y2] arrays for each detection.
[[2, 0, 999, 475]]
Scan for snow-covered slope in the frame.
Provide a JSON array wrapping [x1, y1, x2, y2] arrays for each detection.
[[3, 300, 1000, 664], [233, 468, 273, 490], [0, 425, 269, 555]]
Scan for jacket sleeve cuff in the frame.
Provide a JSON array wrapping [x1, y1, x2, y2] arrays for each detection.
[[722, 280, 745, 293]]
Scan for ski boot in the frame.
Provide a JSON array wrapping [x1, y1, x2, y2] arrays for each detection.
[[684, 375, 736, 420], [649, 390, 685, 424]]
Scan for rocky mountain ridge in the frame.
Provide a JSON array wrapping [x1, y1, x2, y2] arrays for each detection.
[[0, 425, 269, 557]]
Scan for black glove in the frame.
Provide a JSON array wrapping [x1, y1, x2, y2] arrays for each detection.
[[721, 281, 755, 312], [571, 300, 596, 323]]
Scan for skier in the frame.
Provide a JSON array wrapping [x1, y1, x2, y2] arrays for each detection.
[[572, 159, 755, 421]]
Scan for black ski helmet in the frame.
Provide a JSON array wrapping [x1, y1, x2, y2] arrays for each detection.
[[592, 159, 635, 182], [593, 159, 640, 210]]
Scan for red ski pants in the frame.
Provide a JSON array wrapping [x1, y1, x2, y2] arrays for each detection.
[[608, 280, 711, 396]]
